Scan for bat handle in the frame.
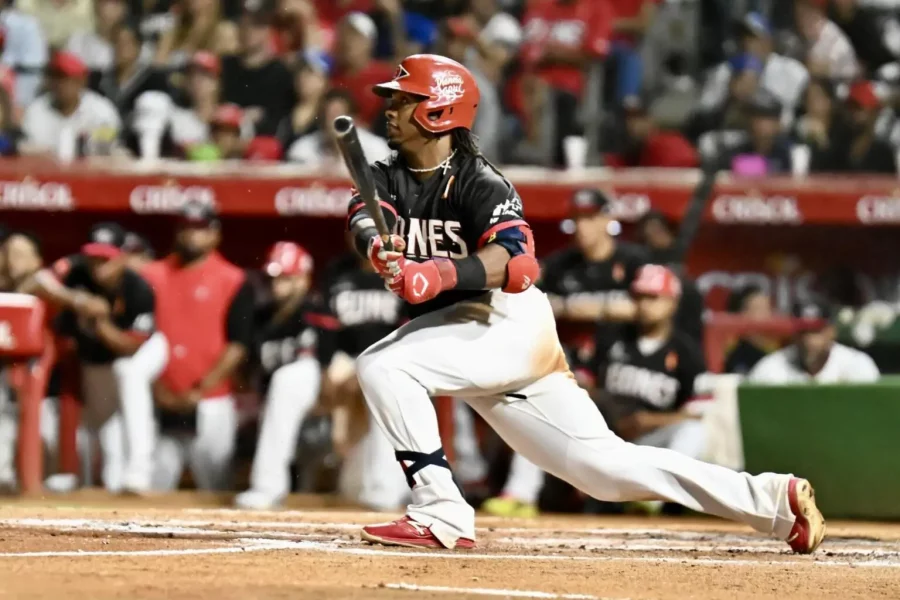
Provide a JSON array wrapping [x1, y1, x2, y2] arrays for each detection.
[[381, 234, 394, 252]]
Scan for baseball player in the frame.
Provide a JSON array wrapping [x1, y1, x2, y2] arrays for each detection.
[[587, 265, 708, 460], [749, 301, 880, 384], [346, 54, 824, 553], [235, 242, 327, 509], [318, 250, 409, 511], [25, 223, 163, 492]]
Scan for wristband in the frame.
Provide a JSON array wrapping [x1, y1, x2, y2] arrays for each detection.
[[446, 255, 487, 291]]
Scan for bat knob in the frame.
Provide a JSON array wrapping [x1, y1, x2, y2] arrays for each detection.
[[333, 115, 354, 136]]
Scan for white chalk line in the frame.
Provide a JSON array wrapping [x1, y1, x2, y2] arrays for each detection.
[[383, 582, 620, 599], [2, 517, 900, 569], [0, 538, 297, 559]]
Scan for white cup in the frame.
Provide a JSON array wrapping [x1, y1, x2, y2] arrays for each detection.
[[56, 125, 77, 163], [563, 135, 588, 170], [139, 129, 164, 161], [791, 144, 811, 177]]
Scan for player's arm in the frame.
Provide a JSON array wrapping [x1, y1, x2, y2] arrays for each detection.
[[21, 256, 104, 315], [193, 279, 254, 396], [347, 162, 399, 257], [93, 275, 156, 357]]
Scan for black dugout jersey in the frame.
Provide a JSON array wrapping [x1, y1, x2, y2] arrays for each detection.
[[348, 153, 527, 318], [254, 298, 333, 393], [320, 254, 405, 358], [540, 243, 649, 307], [53, 255, 155, 365], [591, 324, 705, 415]]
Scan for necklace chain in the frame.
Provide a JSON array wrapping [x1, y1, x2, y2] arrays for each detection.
[[407, 149, 457, 175]]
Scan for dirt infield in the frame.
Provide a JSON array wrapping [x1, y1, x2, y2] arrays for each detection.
[[1, 491, 899, 600]]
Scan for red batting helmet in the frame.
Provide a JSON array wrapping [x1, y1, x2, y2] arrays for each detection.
[[372, 54, 480, 134], [631, 265, 682, 298], [264, 242, 313, 277]]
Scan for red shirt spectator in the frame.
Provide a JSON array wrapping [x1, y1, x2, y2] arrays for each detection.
[[605, 99, 699, 168], [330, 12, 394, 127], [520, 0, 613, 97]]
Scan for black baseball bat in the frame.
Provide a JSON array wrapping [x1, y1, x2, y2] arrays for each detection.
[[669, 161, 719, 267], [333, 115, 393, 251]]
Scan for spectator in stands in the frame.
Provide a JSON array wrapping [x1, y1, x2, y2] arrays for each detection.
[[609, 0, 658, 104], [518, 0, 613, 164], [694, 14, 807, 136], [330, 12, 394, 128], [154, 0, 235, 68], [20, 52, 121, 157], [724, 285, 777, 375], [451, 0, 523, 86], [749, 300, 880, 383], [18, 0, 93, 49], [793, 77, 847, 171], [168, 51, 222, 151], [605, 94, 698, 168], [829, 0, 900, 80], [275, 51, 330, 151], [139, 201, 254, 492], [0, 82, 19, 156], [23, 223, 162, 493], [0, 0, 49, 106], [717, 91, 792, 175], [435, 19, 503, 162], [272, 0, 324, 57], [825, 80, 896, 173], [185, 103, 247, 160], [94, 21, 171, 121], [220, 3, 294, 136], [66, 0, 131, 73], [795, 0, 859, 80], [287, 88, 390, 166]]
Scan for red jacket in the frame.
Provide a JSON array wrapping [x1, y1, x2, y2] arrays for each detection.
[[606, 131, 699, 168], [142, 252, 245, 398]]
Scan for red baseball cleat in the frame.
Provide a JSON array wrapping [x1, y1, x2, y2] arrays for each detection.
[[786, 478, 826, 554], [361, 516, 476, 549]]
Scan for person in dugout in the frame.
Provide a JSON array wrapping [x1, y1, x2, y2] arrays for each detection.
[[235, 242, 329, 509], [23, 222, 162, 493], [483, 188, 649, 518], [316, 245, 409, 512], [582, 264, 707, 513], [132, 201, 255, 492]]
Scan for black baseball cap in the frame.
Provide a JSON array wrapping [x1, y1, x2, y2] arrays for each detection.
[[793, 300, 835, 331], [82, 222, 126, 259], [123, 232, 155, 257], [570, 188, 613, 217], [179, 200, 221, 228]]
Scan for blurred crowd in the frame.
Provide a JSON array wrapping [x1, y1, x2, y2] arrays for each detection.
[[0, 187, 882, 514], [0, 0, 899, 172]]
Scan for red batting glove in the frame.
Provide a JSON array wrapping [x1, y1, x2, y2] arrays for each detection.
[[400, 259, 459, 304], [367, 234, 406, 279]]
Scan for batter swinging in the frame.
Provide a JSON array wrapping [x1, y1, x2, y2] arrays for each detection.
[[348, 54, 825, 553]]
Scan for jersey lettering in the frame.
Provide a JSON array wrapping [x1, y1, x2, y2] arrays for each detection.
[[402, 218, 469, 259], [260, 329, 317, 373], [605, 363, 680, 409], [334, 290, 401, 326]]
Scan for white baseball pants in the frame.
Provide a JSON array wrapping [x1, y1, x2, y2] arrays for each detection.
[[245, 356, 321, 500], [114, 332, 169, 491], [357, 287, 797, 548], [152, 396, 238, 491]]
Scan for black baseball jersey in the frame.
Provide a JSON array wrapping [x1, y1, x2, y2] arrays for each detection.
[[539, 242, 649, 306], [53, 255, 155, 365], [591, 324, 705, 415], [348, 153, 527, 318], [320, 254, 404, 358], [254, 297, 333, 393]]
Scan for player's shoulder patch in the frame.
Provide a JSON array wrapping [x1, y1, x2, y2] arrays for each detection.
[[671, 330, 706, 368], [52, 254, 85, 280]]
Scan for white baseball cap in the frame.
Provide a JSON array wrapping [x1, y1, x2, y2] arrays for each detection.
[[343, 11, 377, 41]]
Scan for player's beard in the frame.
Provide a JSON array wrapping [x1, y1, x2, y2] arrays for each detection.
[[173, 241, 206, 264]]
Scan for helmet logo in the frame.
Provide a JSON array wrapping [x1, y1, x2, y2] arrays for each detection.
[[393, 65, 410, 80], [431, 71, 465, 103]]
